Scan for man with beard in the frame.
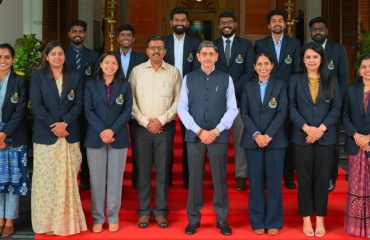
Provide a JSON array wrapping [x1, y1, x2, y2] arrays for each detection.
[[309, 16, 348, 192], [116, 23, 147, 188], [65, 19, 99, 190], [214, 11, 255, 191], [129, 35, 181, 228], [255, 9, 301, 190], [164, 7, 201, 188]]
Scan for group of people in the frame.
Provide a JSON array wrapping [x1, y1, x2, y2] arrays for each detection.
[[0, 7, 368, 239]]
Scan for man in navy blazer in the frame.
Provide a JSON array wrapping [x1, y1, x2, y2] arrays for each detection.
[[164, 7, 201, 188], [116, 24, 148, 79], [254, 9, 301, 190], [309, 16, 349, 192], [214, 10, 255, 191], [64, 19, 99, 190], [116, 23, 148, 188]]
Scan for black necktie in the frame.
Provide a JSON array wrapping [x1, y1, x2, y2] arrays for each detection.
[[225, 39, 231, 66]]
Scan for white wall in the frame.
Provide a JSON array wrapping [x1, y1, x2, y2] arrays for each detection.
[[0, 0, 24, 44], [304, 0, 322, 43], [0, 0, 42, 44], [79, 0, 94, 49]]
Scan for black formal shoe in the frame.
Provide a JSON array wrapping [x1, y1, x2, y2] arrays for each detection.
[[235, 177, 247, 191], [284, 180, 296, 189], [138, 215, 150, 228], [328, 179, 336, 192], [185, 223, 200, 235], [216, 222, 232, 236], [79, 182, 90, 190], [154, 216, 169, 228]]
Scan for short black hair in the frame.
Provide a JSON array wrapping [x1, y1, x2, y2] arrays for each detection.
[[0, 43, 15, 58], [147, 35, 165, 47], [309, 16, 329, 29], [218, 11, 236, 21], [170, 7, 189, 20], [69, 19, 87, 32], [266, 9, 287, 23], [117, 24, 136, 36]]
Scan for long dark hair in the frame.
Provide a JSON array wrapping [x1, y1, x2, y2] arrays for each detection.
[[300, 42, 334, 100], [41, 40, 66, 72], [93, 51, 125, 82], [356, 53, 370, 83], [0, 43, 15, 72]]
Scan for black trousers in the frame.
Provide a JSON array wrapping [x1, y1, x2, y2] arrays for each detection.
[[293, 143, 334, 216], [330, 122, 341, 183], [132, 120, 175, 217], [284, 120, 295, 182], [168, 120, 189, 186], [79, 115, 90, 184]]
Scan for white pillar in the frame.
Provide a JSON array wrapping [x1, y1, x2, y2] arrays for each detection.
[[304, 0, 322, 43], [79, 0, 94, 49], [23, 0, 43, 40]]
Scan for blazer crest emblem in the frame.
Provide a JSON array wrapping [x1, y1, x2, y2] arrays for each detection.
[[268, 97, 278, 108], [10, 92, 19, 103], [235, 54, 243, 64], [68, 90, 75, 100], [116, 94, 124, 105]]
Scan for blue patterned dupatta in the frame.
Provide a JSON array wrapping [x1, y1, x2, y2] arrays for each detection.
[[0, 122, 27, 187]]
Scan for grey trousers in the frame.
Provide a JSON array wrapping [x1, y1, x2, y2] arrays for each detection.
[[132, 120, 175, 217], [187, 142, 229, 224], [232, 112, 248, 178], [87, 146, 127, 224]]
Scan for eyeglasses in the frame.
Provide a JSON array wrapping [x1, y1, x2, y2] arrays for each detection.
[[200, 52, 216, 57], [148, 46, 165, 51], [219, 20, 234, 26]]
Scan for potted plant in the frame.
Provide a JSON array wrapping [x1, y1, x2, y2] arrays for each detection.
[[13, 34, 42, 80], [354, 25, 370, 69]]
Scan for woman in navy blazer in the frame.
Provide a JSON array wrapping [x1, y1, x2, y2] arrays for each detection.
[[240, 53, 288, 236], [0, 43, 30, 237], [289, 42, 342, 237], [84, 52, 132, 233], [342, 53, 370, 237], [30, 40, 86, 236]]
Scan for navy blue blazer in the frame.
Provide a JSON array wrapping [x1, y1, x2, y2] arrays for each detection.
[[214, 36, 255, 104], [1, 72, 29, 146], [240, 78, 288, 149], [164, 34, 201, 77], [84, 77, 132, 149], [289, 73, 342, 145], [254, 36, 301, 83], [324, 40, 348, 96], [342, 82, 370, 157], [115, 50, 147, 79], [30, 69, 83, 144], [65, 44, 99, 80]]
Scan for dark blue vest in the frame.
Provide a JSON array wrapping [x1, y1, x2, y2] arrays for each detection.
[[185, 68, 230, 143]]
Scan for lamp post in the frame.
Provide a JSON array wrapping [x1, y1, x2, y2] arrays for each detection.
[[104, 0, 119, 51]]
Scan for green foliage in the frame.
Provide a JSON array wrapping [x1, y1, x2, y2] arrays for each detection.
[[355, 27, 370, 69], [13, 34, 42, 79]]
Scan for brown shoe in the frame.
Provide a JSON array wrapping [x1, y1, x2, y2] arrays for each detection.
[[235, 177, 247, 191], [108, 223, 120, 232], [92, 223, 103, 233], [138, 215, 150, 228], [1, 226, 14, 237], [253, 228, 265, 235], [154, 215, 169, 228], [268, 228, 279, 236]]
